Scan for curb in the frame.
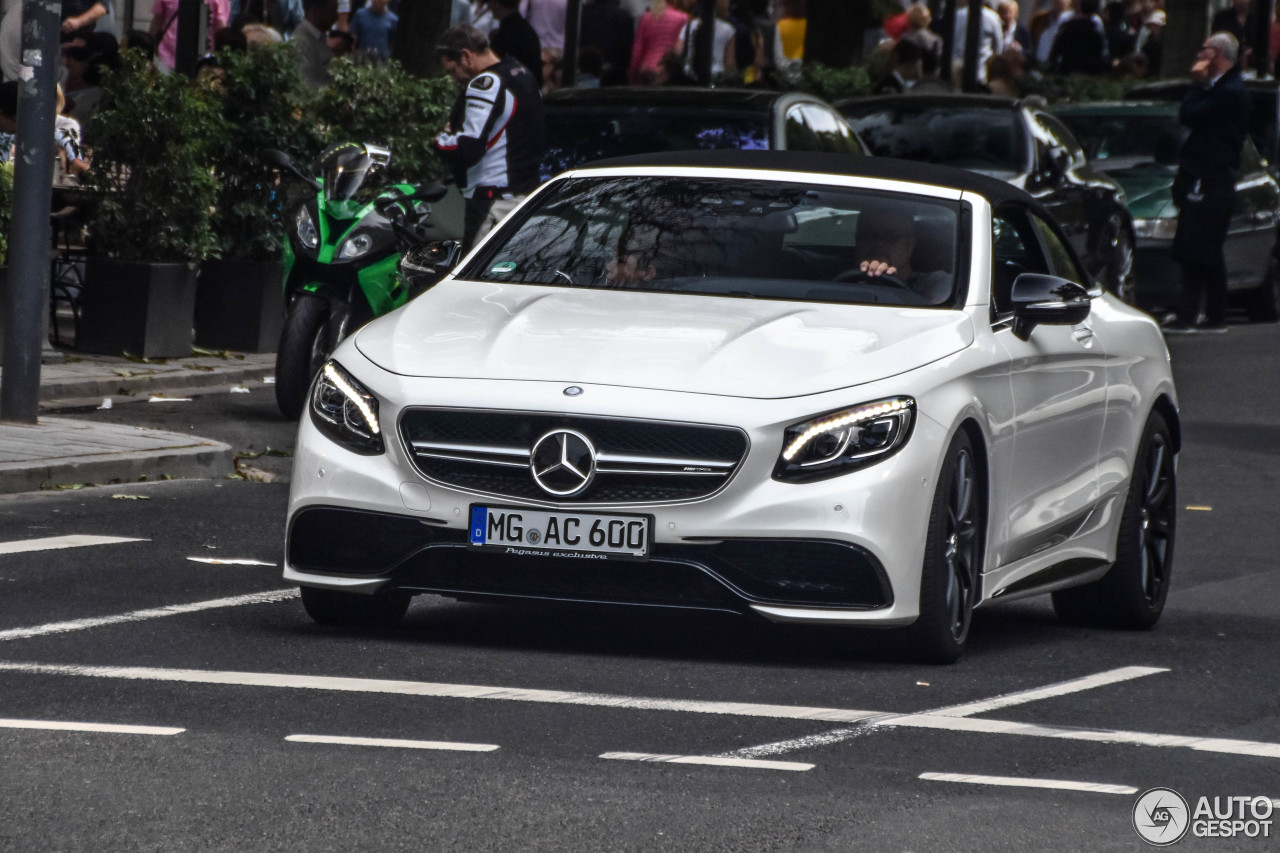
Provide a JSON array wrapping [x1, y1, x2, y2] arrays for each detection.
[[38, 361, 276, 403]]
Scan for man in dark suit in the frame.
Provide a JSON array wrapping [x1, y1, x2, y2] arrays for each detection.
[[1210, 0, 1256, 69], [1164, 32, 1251, 334], [997, 1, 1032, 56]]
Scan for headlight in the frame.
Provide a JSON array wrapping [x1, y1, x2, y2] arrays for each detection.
[[774, 397, 915, 483], [309, 360, 383, 455], [295, 206, 319, 250], [1132, 217, 1177, 240], [338, 232, 374, 259]]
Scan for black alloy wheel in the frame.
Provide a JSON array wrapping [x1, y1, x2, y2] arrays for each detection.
[[1053, 410, 1176, 629], [902, 429, 985, 663]]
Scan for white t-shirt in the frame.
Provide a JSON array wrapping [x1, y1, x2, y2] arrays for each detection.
[[681, 17, 735, 77], [951, 5, 1004, 83]]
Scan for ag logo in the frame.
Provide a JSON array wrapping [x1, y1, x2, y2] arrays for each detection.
[[472, 75, 494, 91], [1133, 787, 1190, 846]]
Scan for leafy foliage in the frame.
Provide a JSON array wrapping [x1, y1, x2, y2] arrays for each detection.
[[791, 62, 874, 102], [0, 160, 12, 265], [207, 44, 320, 260], [84, 52, 220, 263], [1018, 72, 1145, 104], [311, 58, 454, 186]]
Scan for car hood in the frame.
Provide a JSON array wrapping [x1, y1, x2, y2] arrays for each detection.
[[1102, 162, 1176, 219], [354, 280, 974, 399]]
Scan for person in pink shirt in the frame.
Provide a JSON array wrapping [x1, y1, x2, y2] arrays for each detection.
[[149, 0, 232, 72], [629, 0, 688, 83]]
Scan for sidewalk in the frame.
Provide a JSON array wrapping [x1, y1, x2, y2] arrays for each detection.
[[0, 350, 277, 495]]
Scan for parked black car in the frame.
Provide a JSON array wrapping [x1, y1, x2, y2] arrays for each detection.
[[541, 87, 867, 181], [837, 94, 1136, 300], [1126, 78, 1280, 178]]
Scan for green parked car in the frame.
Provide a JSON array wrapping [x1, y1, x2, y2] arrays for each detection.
[[1055, 101, 1280, 322]]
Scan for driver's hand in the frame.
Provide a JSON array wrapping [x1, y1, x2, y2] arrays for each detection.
[[860, 259, 897, 277]]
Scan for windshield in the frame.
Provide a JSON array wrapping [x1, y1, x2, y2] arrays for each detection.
[[540, 112, 769, 180], [461, 176, 964, 308], [319, 143, 378, 202], [1055, 111, 1187, 166], [842, 105, 1025, 175]]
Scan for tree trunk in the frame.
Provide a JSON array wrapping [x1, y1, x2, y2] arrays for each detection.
[[804, 0, 870, 68], [393, 0, 453, 78]]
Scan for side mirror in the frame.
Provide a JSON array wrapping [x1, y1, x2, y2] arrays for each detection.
[[259, 147, 321, 191], [1010, 273, 1091, 341], [400, 240, 463, 298]]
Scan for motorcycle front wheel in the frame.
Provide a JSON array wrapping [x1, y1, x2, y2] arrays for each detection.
[[275, 294, 330, 420]]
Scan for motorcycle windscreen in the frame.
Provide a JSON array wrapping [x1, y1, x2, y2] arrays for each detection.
[[321, 144, 376, 202]]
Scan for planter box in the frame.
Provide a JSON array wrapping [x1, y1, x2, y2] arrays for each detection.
[[195, 258, 285, 353], [77, 259, 198, 358]]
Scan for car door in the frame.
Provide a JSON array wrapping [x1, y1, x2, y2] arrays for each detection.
[[1227, 138, 1280, 289], [989, 205, 1109, 569]]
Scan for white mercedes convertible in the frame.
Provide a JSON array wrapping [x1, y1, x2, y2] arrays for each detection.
[[283, 151, 1179, 663]]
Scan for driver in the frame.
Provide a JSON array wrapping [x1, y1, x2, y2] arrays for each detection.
[[602, 221, 662, 288], [856, 211, 952, 304]]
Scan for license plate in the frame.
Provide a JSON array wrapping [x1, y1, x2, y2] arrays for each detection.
[[468, 505, 650, 560]]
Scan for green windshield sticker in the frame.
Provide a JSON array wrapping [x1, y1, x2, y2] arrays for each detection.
[[490, 261, 518, 274]]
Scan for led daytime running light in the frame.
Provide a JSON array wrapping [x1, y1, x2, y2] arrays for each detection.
[[323, 362, 380, 435], [782, 398, 911, 462]]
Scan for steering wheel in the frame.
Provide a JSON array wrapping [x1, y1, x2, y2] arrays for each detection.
[[834, 267, 911, 290]]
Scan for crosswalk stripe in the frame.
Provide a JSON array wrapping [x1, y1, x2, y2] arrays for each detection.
[[919, 772, 1137, 795], [0, 717, 183, 735], [286, 734, 498, 752], [601, 752, 813, 771]]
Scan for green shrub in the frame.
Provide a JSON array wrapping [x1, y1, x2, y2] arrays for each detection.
[[1016, 72, 1143, 104], [793, 62, 874, 103], [84, 52, 221, 263], [310, 58, 454, 186], [0, 160, 12, 265], [207, 44, 320, 261]]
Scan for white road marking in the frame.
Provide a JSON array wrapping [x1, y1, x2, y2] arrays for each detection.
[[919, 772, 1137, 795], [0, 590, 298, 642], [186, 558, 277, 567], [0, 535, 147, 556], [0, 717, 183, 736], [928, 666, 1169, 718], [602, 752, 813, 772], [0, 661, 882, 723], [879, 714, 1280, 759], [728, 666, 1168, 758], [286, 734, 498, 752]]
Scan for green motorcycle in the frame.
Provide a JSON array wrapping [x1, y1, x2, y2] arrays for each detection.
[[261, 143, 453, 419]]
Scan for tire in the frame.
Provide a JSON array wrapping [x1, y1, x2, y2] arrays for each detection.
[[275, 294, 329, 421], [1102, 214, 1136, 304], [1246, 252, 1280, 323], [901, 429, 985, 664], [300, 586, 411, 628], [1053, 410, 1176, 629]]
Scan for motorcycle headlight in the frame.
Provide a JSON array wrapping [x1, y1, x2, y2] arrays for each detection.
[[1132, 217, 1177, 241], [338, 232, 374, 259], [295, 206, 319, 250], [309, 360, 383, 455], [774, 397, 914, 483]]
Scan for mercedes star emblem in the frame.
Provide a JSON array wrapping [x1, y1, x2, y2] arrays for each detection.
[[530, 429, 597, 497]]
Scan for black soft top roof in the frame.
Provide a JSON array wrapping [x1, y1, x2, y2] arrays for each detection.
[[576, 149, 1035, 207]]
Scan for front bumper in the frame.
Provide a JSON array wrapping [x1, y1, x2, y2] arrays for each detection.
[[284, 356, 949, 627]]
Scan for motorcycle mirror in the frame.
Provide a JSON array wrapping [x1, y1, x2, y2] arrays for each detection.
[[259, 148, 293, 170], [400, 240, 463, 297]]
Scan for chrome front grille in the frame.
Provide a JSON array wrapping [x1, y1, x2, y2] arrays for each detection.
[[399, 408, 749, 504]]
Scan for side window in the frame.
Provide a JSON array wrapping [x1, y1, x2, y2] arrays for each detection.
[[799, 105, 861, 154], [785, 105, 820, 151], [1035, 113, 1087, 168], [1030, 213, 1088, 284], [992, 210, 1049, 316]]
